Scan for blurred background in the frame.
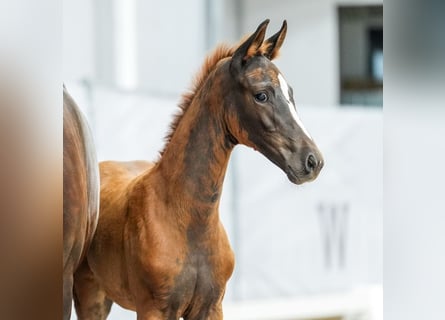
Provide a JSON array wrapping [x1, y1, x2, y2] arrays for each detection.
[[64, 0, 382, 319]]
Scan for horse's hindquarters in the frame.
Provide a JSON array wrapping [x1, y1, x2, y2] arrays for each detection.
[[63, 88, 99, 319]]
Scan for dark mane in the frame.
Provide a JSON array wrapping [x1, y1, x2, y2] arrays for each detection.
[[160, 44, 235, 155]]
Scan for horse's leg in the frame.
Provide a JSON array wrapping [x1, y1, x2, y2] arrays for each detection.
[[63, 269, 74, 320], [73, 260, 113, 320], [135, 303, 178, 320], [134, 300, 180, 320]]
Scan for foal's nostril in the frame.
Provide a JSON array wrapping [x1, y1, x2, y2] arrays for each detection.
[[305, 153, 317, 173]]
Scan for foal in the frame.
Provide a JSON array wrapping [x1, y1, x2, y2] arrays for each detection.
[[73, 20, 323, 320]]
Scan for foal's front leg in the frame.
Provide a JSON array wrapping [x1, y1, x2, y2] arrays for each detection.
[[134, 294, 181, 320], [136, 307, 179, 320], [136, 307, 223, 320], [73, 259, 113, 320], [205, 304, 224, 320], [136, 310, 165, 320]]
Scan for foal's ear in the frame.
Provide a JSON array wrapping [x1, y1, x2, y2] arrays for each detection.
[[262, 20, 287, 60], [231, 19, 269, 70]]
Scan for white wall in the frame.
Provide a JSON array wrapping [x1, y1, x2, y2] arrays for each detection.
[[62, 0, 94, 82], [136, 0, 207, 95]]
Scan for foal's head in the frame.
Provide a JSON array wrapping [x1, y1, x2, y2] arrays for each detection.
[[223, 20, 323, 184]]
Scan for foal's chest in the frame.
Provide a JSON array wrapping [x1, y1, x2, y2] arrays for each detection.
[[140, 211, 235, 316], [161, 228, 234, 317], [169, 252, 225, 316]]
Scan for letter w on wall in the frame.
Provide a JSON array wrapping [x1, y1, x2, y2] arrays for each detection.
[[317, 203, 349, 270]]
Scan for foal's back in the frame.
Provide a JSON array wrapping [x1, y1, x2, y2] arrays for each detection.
[[98, 160, 154, 219], [97, 159, 154, 231], [102, 160, 154, 181]]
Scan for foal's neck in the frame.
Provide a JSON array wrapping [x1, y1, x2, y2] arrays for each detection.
[[152, 76, 233, 214]]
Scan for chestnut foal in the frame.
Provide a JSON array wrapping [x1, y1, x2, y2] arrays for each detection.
[[73, 20, 323, 320]]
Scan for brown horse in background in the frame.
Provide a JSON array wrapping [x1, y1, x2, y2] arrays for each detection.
[[73, 20, 323, 319], [63, 86, 100, 320]]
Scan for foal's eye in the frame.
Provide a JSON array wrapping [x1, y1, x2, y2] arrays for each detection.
[[254, 92, 268, 103]]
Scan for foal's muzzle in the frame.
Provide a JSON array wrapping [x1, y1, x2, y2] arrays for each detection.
[[285, 148, 324, 185]]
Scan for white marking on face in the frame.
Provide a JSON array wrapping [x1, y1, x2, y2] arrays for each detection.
[[277, 73, 312, 140]]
